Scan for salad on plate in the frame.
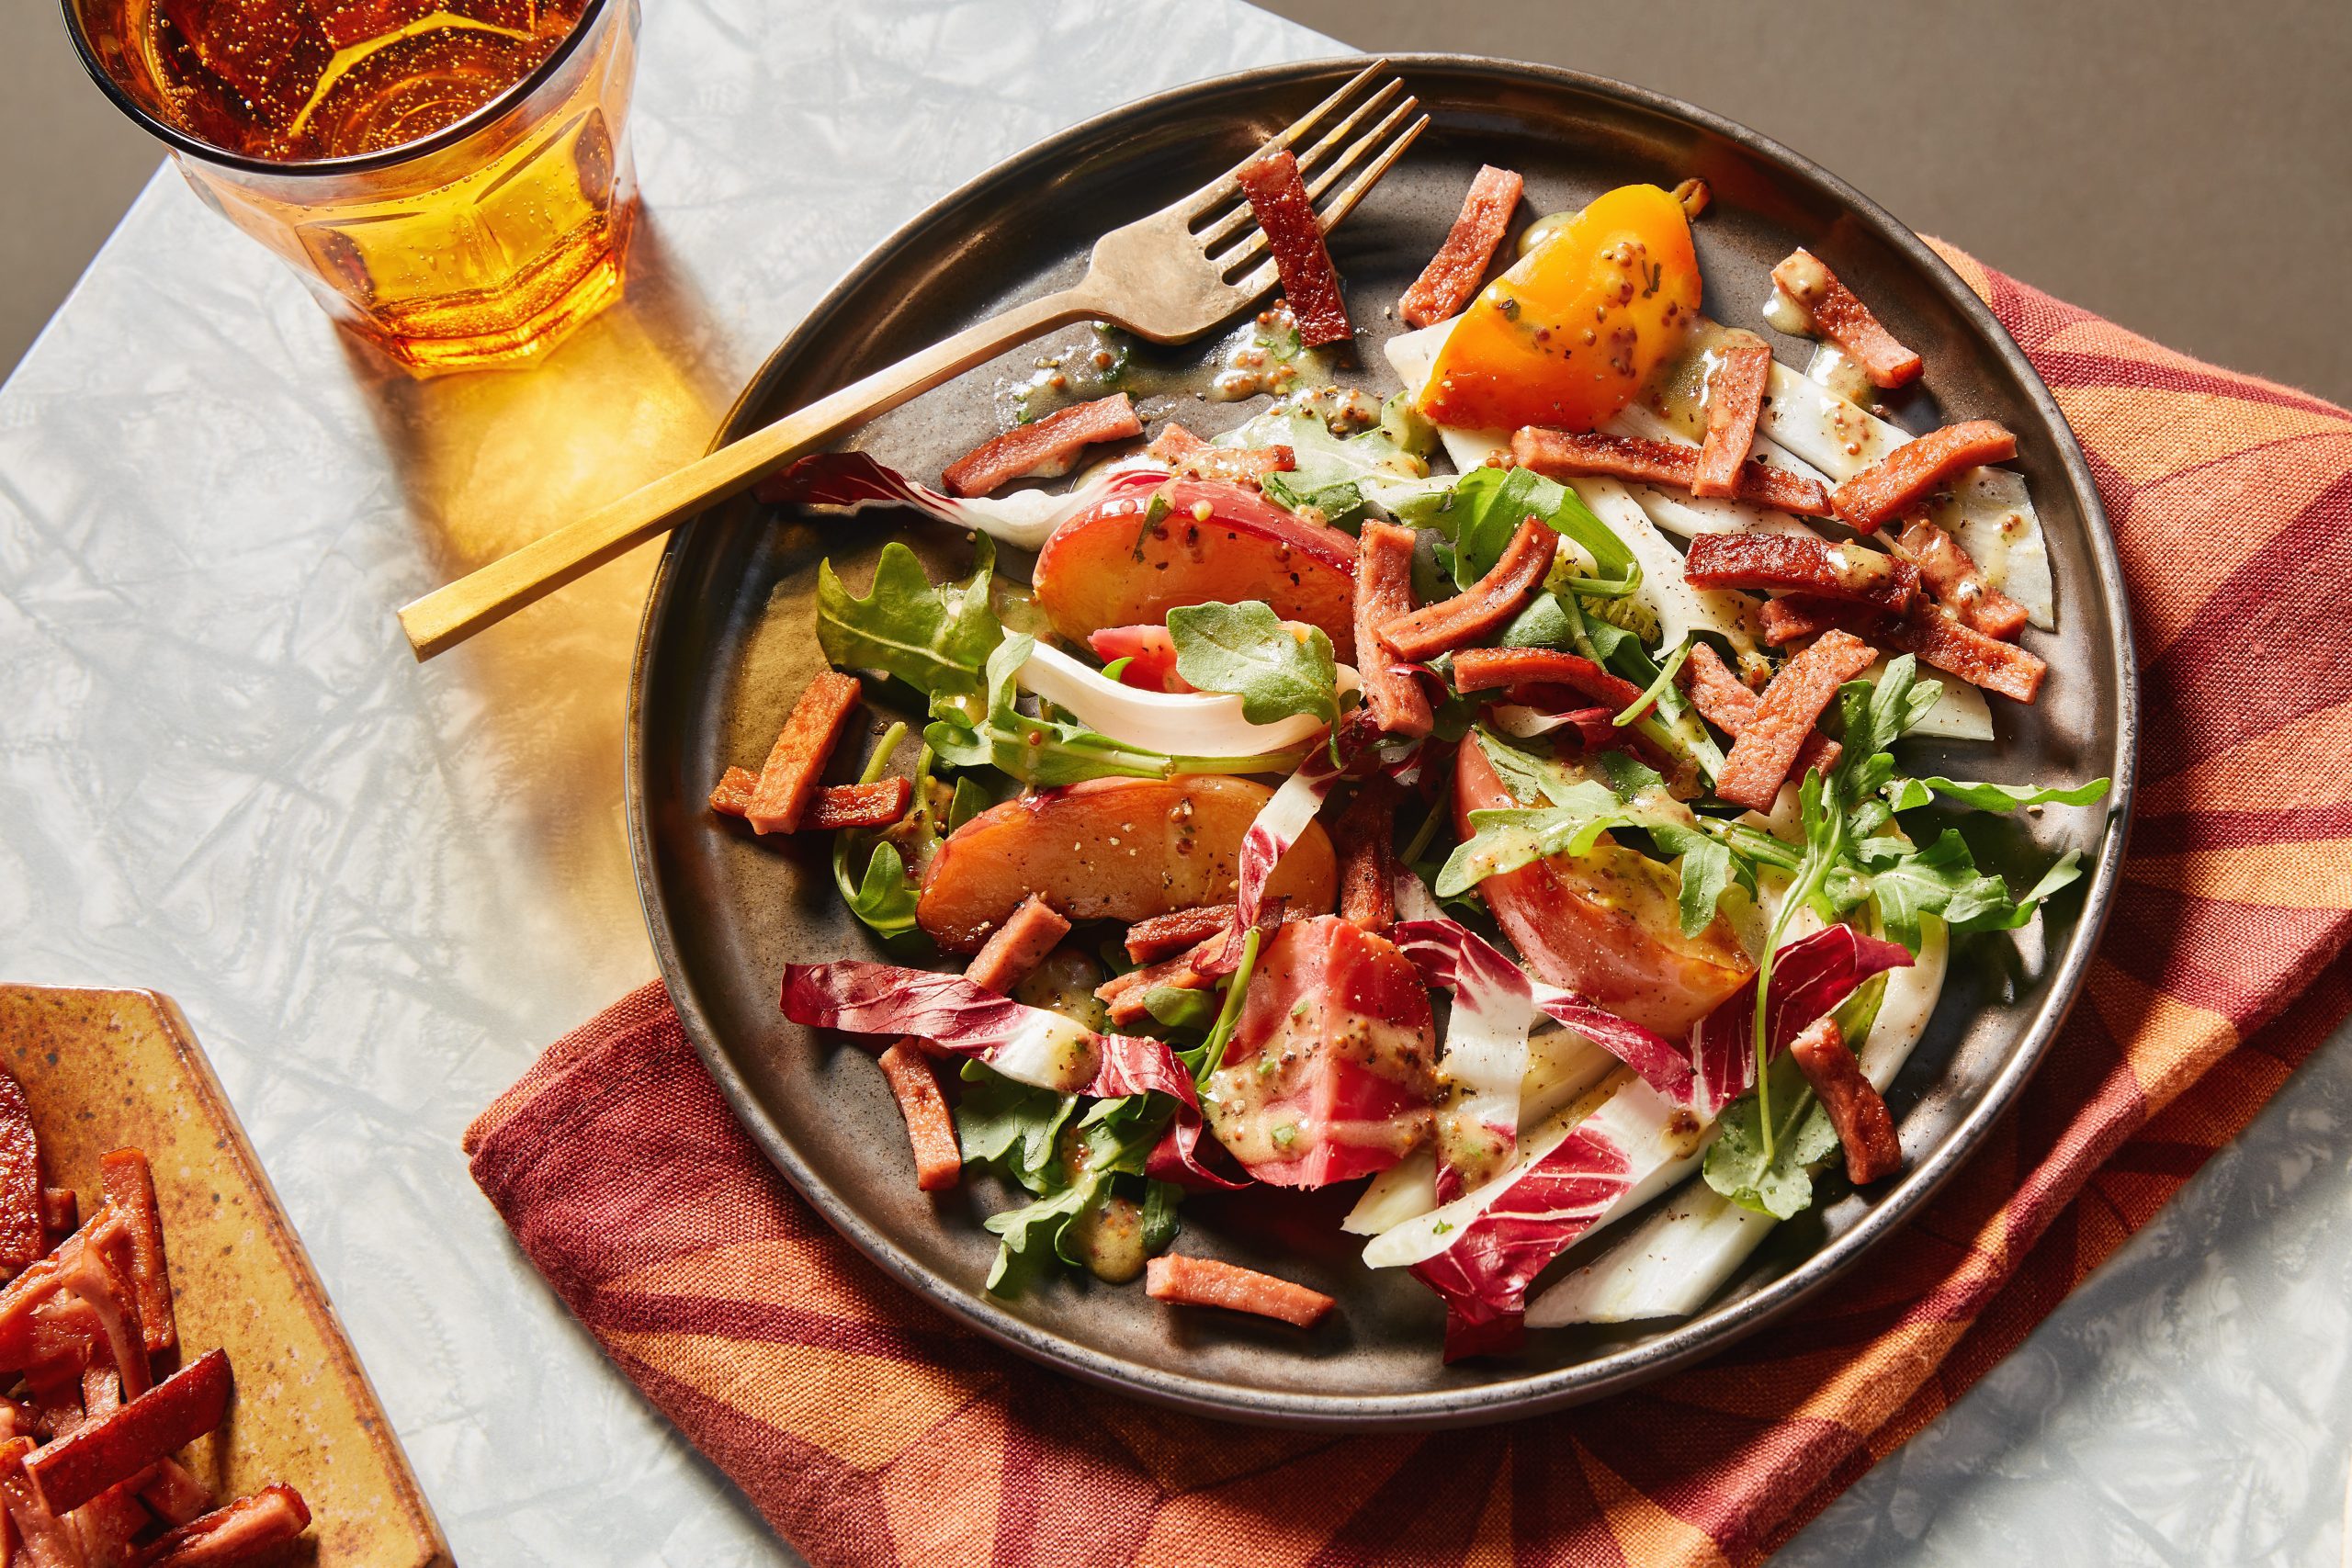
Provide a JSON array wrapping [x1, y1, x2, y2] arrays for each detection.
[[713, 149, 2109, 1360]]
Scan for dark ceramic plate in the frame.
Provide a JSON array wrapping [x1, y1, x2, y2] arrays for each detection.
[[626, 55, 2137, 1428]]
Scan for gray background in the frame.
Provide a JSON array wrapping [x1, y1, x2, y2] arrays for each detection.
[[2, 3, 2349, 1566], [8, 0, 2351, 402]]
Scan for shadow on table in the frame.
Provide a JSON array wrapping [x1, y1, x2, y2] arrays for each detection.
[[343, 202, 735, 967]]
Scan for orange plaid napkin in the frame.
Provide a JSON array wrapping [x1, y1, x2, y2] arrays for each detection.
[[465, 246, 2352, 1566]]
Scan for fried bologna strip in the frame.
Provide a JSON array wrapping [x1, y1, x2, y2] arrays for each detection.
[[1897, 518, 2030, 640], [1828, 420, 2018, 534], [1786, 1018, 1902, 1182], [1146, 423, 1295, 487], [1678, 643, 1839, 777], [1097, 907, 1306, 1026], [1758, 596, 2047, 703], [1758, 593, 1852, 648], [27, 1348, 229, 1515], [1398, 164, 1524, 328], [1096, 944, 1211, 1029], [1886, 600, 2046, 703], [875, 1044, 961, 1192], [0, 1073, 40, 1279], [1237, 150, 1351, 347], [1681, 532, 1918, 615], [963, 895, 1073, 994], [1376, 518, 1557, 661], [1450, 646, 1648, 711], [1354, 522, 1433, 737], [711, 768, 912, 830], [746, 671, 865, 834], [1770, 249, 1923, 390], [941, 393, 1143, 498], [140, 1483, 312, 1568], [0, 1437, 77, 1568], [1715, 628, 1878, 810], [1145, 1254, 1335, 1327], [99, 1149, 175, 1354], [802, 778, 915, 831], [1124, 904, 1238, 965], [1693, 343, 1773, 499], [1331, 780, 1399, 931], [876, 896, 1071, 1192], [37, 1189, 74, 1252], [141, 1458, 211, 1527], [1510, 428, 1833, 517]]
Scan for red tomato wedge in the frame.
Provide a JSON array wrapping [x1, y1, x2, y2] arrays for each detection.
[[1454, 737, 1753, 1036], [1202, 916, 1439, 1188], [1086, 625, 1192, 693]]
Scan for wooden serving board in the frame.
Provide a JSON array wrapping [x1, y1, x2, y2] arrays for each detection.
[[0, 985, 448, 1568]]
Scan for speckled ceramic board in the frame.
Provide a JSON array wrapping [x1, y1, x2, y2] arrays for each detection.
[[627, 55, 2135, 1427], [0, 986, 450, 1564]]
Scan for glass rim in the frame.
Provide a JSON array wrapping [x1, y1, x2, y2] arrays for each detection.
[[60, 0, 617, 179]]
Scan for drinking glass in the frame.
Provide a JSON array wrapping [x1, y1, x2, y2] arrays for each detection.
[[63, 0, 642, 375]]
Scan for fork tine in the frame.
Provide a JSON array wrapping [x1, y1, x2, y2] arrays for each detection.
[[1193, 78, 1405, 249], [1210, 101, 1423, 270], [1312, 111, 1429, 233], [1173, 60, 1388, 220]]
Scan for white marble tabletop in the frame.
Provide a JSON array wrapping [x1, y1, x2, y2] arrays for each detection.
[[1, 2, 2344, 1562]]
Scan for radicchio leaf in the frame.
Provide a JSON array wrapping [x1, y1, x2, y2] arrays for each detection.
[[783, 961, 1194, 1107], [1687, 924, 1913, 1119], [1234, 739, 1350, 928], [758, 451, 1165, 551], [1395, 919, 1693, 1108], [1365, 1079, 1703, 1359], [1144, 1117, 1251, 1191], [1392, 919, 1535, 1201], [1412, 1122, 1634, 1359]]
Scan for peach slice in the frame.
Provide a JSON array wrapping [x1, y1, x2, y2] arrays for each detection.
[[1455, 736, 1752, 1036], [916, 775, 1337, 952], [1033, 479, 1358, 659]]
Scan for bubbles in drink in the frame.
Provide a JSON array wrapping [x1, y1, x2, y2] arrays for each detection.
[[130, 0, 589, 161]]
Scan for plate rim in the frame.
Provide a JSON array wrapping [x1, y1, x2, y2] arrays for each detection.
[[625, 51, 2141, 1429]]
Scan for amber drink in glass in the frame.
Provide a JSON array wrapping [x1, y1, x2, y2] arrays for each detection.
[[65, 0, 641, 374]]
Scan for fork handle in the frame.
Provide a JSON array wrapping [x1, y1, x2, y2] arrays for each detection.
[[398, 283, 1105, 660]]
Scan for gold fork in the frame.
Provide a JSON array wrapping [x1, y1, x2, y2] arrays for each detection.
[[398, 62, 1427, 659]]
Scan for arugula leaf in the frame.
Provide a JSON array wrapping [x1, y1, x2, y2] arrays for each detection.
[[1380, 389, 1439, 458], [817, 537, 1001, 699], [1830, 656, 1945, 780], [981, 1089, 1178, 1292], [1703, 1052, 1840, 1218], [1143, 986, 1221, 1035], [1139, 1179, 1183, 1252], [1893, 775, 2114, 813], [1438, 466, 1640, 595], [946, 775, 990, 830], [1261, 471, 1369, 533], [840, 839, 920, 940], [1167, 601, 1340, 729], [956, 1061, 1076, 1195], [983, 1179, 1101, 1292], [927, 633, 1175, 787], [1855, 831, 2086, 951], [1500, 592, 1579, 651], [829, 721, 929, 944], [1656, 823, 1738, 938], [1434, 737, 1632, 894]]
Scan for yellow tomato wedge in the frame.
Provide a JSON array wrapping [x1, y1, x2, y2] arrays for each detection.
[[1419, 183, 1702, 434]]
